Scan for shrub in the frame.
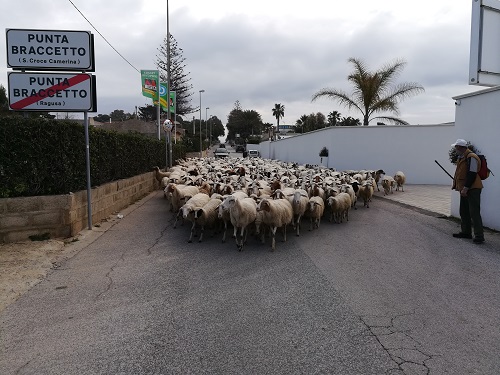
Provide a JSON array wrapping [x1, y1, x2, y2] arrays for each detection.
[[0, 116, 185, 198]]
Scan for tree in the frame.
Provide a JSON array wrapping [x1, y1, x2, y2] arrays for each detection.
[[226, 101, 263, 142], [109, 109, 130, 122], [138, 104, 157, 122], [0, 85, 8, 114], [272, 103, 285, 133], [156, 34, 196, 118], [312, 58, 424, 125], [327, 110, 341, 126], [294, 112, 328, 133], [338, 116, 361, 126], [93, 114, 111, 123]]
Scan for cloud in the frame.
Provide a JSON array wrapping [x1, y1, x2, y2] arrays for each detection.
[[0, 0, 483, 127]]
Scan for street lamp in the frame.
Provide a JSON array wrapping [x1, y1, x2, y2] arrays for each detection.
[[199, 89, 205, 157], [205, 107, 210, 145]]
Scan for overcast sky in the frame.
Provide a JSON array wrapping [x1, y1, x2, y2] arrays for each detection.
[[0, 0, 485, 126]]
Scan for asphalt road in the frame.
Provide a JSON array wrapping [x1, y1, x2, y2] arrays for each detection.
[[1, 191, 499, 375]]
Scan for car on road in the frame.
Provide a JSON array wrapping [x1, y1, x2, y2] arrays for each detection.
[[214, 147, 230, 158], [248, 150, 260, 158], [235, 145, 245, 153]]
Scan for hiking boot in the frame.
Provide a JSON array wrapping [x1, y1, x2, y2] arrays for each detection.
[[473, 237, 485, 244], [453, 232, 472, 239]]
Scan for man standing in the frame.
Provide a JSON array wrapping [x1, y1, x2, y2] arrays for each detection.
[[451, 139, 484, 244]]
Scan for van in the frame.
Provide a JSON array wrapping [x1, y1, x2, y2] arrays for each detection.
[[248, 150, 260, 158]]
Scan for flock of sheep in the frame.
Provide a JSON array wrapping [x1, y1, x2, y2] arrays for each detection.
[[154, 157, 406, 251]]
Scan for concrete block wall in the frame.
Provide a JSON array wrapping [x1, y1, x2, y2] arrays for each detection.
[[0, 172, 156, 243]]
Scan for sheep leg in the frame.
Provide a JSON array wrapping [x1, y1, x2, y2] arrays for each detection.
[[222, 220, 227, 243], [242, 227, 248, 244], [309, 218, 313, 231], [188, 222, 196, 243], [282, 224, 287, 242], [173, 209, 182, 228], [198, 225, 205, 242], [296, 215, 301, 236], [271, 226, 277, 251]]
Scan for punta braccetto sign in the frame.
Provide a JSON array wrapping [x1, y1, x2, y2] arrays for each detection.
[[6, 28, 96, 112], [6, 29, 95, 71], [8, 72, 96, 111]]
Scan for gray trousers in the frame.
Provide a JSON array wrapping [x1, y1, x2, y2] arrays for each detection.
[[459, 188, 484, 239]]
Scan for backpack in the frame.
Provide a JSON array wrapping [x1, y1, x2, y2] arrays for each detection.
[[477, 154, 491, 180]]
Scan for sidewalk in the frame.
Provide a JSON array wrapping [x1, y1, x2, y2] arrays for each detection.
[[373, 184, 451, 217]]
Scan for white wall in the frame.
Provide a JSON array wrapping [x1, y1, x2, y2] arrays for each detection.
[[252, 100, 500, 230], [452, 87, 500, 230], [255, 124, 455, 184]]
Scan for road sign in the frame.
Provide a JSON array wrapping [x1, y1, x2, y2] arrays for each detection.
[[469, 0, 500, 86], [8, 72, 96, 111], [6, 29, 94, 71]]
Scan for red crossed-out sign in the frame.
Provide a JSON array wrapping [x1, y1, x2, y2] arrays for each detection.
[[8, 72, 95, 111]]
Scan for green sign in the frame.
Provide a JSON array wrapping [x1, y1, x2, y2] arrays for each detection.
[[140, 70, 159, 100], [154, 82, 176, 112]]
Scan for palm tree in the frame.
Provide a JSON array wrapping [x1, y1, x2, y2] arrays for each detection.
[[312, 58, 424, 125], [272, 103, 285, 133]]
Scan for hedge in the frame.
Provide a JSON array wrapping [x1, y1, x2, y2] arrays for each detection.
[[0, 116, 186, 198]]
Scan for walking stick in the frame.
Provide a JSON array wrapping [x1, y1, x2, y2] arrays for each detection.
[[434, 160, 454, 180]]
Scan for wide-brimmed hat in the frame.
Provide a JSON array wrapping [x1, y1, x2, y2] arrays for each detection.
[[451, 139, 468, 147]]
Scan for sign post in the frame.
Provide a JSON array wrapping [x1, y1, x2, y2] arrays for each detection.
[[6, 28, 96, 230]]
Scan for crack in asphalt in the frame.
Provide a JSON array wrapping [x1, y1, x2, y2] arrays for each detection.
[[94, 220, 172, 300], [359, 311, 438, 375]]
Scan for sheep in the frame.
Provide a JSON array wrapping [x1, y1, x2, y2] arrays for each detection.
[[307, 196, 325, 231], [381, 175, 396, 195], [221, 196, 257, 251], [193, 197, 223, 242], [218, 200, 231, 243], [256, 197, 294, 251], [171, 184, 200, 215], [177, 193, 211, 241], [358, 180, 374, 208], [326, 192, 352, 223], [374, 169, 385, 191], [340, 183, 357, 210], [394, 171, 406, 192], [153, 166, 170, 188], [289, 188, 310, 236]]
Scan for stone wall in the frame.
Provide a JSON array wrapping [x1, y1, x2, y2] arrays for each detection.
[[0, 172, 156, 243]]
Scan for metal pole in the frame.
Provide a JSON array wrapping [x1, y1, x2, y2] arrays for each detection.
[[166, 0, 171, 124], [199, 89, 204, 157], [205, 107, 209, 146], [84, 111, 92, 230]]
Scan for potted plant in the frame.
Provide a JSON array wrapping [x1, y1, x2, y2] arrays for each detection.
[[319, 146, 329, 166]]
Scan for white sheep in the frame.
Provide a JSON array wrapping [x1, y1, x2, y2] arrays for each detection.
[[289, 188, 310, 236], [358, 180, 374, 208], [177, 193, 211, 241], [193, 197, 223, 242], [170, 184, 200, 214], [307, 196, 325, 231], [394, 171, 406, 192], [340, 183, 357, 209], [256, 197, 294, 251], [327, 192, 352, 223], [221, 196, 257, 251], [381, 175, 396, 195]]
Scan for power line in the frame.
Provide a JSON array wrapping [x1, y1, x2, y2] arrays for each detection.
[[67, 0, 140, 73]]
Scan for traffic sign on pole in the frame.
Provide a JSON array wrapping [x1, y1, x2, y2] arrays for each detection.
[[6, 29, 95, 71], [8, 72, 96, 111]]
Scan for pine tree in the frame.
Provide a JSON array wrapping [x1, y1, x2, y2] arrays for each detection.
[[156, 35, 196, 117]]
